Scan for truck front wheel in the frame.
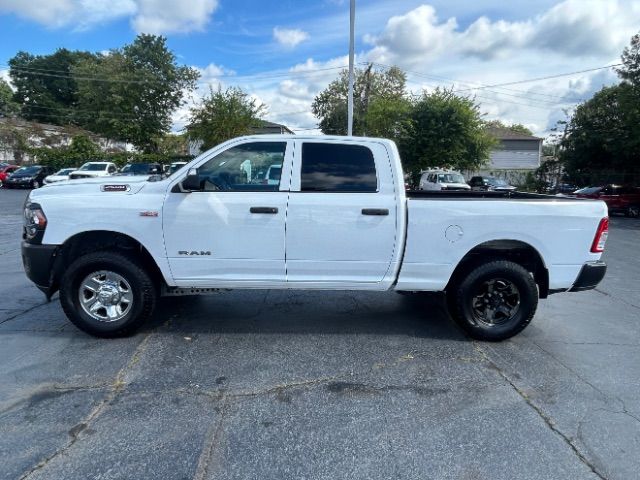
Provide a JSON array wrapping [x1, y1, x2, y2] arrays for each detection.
[[448, 260, 538, 341], [60, 251, 157, 337]]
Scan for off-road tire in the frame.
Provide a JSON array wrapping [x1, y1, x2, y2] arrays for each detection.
[[60, 250, 157, 337], [448, 260, 538, 341]]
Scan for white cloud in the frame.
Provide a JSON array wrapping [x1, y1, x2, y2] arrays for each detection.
[[0, 0, 218, 33], [131, 0, 218, 34], [273, 27, 310, 48], [367, 0, 640, 67]]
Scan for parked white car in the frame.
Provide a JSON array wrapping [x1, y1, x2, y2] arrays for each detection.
[[22, 135, 608, 341], [44, 168, 76, 185], [419, 169, 470, 191], [68, 162, 118, 180]]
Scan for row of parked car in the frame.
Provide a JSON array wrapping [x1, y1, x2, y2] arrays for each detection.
[[417, 169, 517, 192], [415, 169, 640, 218], [0, 161, 189, 189]]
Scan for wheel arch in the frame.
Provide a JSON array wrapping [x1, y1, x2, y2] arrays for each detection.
[[446, 239, 550, 298], [51, 230, 168, 296]]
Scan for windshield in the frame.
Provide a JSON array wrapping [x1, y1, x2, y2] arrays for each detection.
[[14, 166, 41, 175], [121, 164, 152, 174], [488, 177, 509, 186], [169, 163, 187, 175], [437, 173, 465, 184], [79, 163, 107, 171], [575, 187, 602, 194], [55, 168, 75, 175]]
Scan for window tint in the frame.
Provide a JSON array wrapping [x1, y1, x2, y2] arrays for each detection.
[[198, 142, 286, 192], [301, 143, 377, 192]]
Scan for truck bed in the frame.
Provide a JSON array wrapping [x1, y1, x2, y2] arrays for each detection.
[[395, 192, 607, 292]]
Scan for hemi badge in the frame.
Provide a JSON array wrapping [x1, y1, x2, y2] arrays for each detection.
[[101, 184, 130, 192], [139, 211, 159, 217]]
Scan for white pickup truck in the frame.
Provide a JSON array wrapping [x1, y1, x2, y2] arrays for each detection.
[[21, 135, 608, 340]]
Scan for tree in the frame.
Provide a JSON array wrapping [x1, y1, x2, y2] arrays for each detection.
[[559, 32, 640, 185], [560, 84, 639, 184], [73, 34, 199, 152], [0, 79, 19, 117], [312, 65, 409, 136], [186, 86, 265, 151], [8, 49, 97, 124], [485, 119, 533, 136], [401, 88, 497, 174], [618, 32, 640, 86]]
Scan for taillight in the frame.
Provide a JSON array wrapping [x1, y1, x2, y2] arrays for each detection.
[[590, 217, 609, 253]]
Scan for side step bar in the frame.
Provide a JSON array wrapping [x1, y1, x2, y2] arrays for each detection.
[[161, 286, 229, 297]]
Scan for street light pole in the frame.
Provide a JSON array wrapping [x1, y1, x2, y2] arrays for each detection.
[[347, 0, 355, 136]]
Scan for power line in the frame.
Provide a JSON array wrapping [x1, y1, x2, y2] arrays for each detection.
[[3, 62, 368, 86], [453, 64, 622, 92], [372, 62, 584, 103]]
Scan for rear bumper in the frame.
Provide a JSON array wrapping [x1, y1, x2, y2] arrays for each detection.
[[21, 241, 58, 297], [569, 261, 607, 292]]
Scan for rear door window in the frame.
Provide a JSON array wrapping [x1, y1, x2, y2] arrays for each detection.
[[300, 143, 377, 192]]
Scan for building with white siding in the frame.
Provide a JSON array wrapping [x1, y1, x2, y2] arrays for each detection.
[[467, 126, 542, 184]]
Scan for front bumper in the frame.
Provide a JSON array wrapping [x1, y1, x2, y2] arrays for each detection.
[[21, 241, 58, 297], [5, 179, 32, 188], [569, 261, 607, 292]]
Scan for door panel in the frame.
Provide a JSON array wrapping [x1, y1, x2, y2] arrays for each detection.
[[163, 140, 291, 286], [286, 140, 397, 284], [164, 192, 288, 284]]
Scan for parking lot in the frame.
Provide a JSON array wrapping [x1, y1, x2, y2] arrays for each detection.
[[1, 187, 639, 480]]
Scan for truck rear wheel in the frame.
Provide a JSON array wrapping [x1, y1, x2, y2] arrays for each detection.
[[448, 260, 538, 341], [60, 251, 157, 337]]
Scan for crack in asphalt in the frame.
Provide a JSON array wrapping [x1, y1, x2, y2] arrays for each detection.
[[531, 339, 634, 420], [474, 343, 608, 480], [192, 396, 229, 480], [594, 288, 640, 311], [18, 332, 156, 480], [0, 300, 51, 325], [0, 383, 112, 419]]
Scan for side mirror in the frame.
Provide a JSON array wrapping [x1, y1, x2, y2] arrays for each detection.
[[181, 168, 201, 191]]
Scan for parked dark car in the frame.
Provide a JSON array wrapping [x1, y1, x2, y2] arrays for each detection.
[[469, 176, 517, 192], [4, 165, 54, 189], [117, 163, 163, 176], [574, 185, 640, 217], [548, 183, 579, 195], [0, 164, 20, 187]]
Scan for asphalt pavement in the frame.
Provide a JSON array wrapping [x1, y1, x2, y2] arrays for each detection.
[[0, 187, 639, 480]]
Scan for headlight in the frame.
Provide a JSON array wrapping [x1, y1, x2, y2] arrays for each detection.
[[23, 202, 47, 243]]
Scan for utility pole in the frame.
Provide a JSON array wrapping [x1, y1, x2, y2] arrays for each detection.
[[362, 63, 372, 136], [347, 0, 355, 136]]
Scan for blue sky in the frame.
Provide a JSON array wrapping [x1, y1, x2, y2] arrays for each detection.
[[0, 0, 638, 136]]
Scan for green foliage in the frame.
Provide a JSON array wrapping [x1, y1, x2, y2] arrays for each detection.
[[485, 119, 534, 136], [0, 79, 20, 117], [156, 133, 188, 156], [313, 67, 495, 174], [29, 134, 193, 170], [560, 83, 640, 185], [312, 65, 409, 136], [29, 134, 102, 170], [618, 32, 640, 86], [8, 49, 97, 124], [401, 89, 497, 174], [186, 86, 266, 151], [73, 35, 199, 152]]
